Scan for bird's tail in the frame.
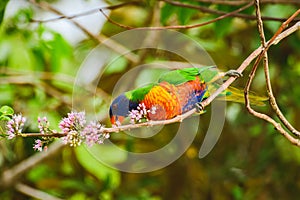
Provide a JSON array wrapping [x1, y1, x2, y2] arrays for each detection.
[[217, 86, 268, 106]]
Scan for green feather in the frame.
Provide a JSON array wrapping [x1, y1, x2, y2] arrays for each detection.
[[125, 67, 267, 106], [221, 86, 268, 106], [158, 66, 218, 85], [125, 83, 155, 101], [205, 82, 268, 106]]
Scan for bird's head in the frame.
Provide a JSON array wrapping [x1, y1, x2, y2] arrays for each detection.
[[109, 94, 138, 125]]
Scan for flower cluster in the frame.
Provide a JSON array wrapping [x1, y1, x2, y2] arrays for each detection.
[[59, 111, 86, 147], [6, 114, 26, 139], [34, 116, 54, 151], [62, 130, 83, 147], [59, 111, 86, 134], [59, 111, 109, 147], [38, 116, 51, 134], [4, 110, 110, 151], [33, 139, 48, 152], [82, 121, 109, 147], [128, 103, 156, 124]]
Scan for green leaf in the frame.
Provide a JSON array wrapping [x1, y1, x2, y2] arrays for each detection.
[[160, 3, 177, 25], [104, 55, 128, 75], [177, 1, 198, 25], [263, 5, 297, 33], [0, 0, 9, 26], [214, 16, 233, 38], [177, 7, 196, 25], [27, 164, 55, 182], [213, 4, 237, 38], [0, 105, 14, 116], [232, 185, 244, 200], [161, 1, 198, 25], [75, 146, 121, 189], [49, 32, 73, 71], [0, 115, 11, 121], [7, 36, 35, 70]]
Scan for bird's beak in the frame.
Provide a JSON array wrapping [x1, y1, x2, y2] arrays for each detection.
[[110, 115, 125, 125], [110, 116, 116, 125]]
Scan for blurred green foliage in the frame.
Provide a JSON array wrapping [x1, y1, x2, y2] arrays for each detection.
[[1, 1, 300, 199]]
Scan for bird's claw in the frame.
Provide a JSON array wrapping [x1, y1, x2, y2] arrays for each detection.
[[195, 102, 204, 113], [225, 70, 243, 78]]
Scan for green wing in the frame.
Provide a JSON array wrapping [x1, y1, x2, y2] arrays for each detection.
[[125, 83, 155, 101], [158, 66, 218, 85], [220, 86, 268, 106]]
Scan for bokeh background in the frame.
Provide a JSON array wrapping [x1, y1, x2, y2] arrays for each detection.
[[1, 0, 300, 199]]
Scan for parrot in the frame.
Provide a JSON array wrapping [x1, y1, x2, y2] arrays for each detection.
[[109, 66, 267, 125]]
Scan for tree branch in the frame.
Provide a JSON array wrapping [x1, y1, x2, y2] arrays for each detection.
[[196, 0, 300, 6], [100, 1, 254, 30], [0, 70, 111, 105], [15, 182, 64, 200], [0, 141, 64, 189], [244, 0, 300, 146], [199, 20, 300, 109], [30, 1, 142, 23], [161, 0, 300, 22], [263, 10, 300, 137]]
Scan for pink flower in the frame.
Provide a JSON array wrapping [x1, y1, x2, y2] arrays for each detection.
[[58, 111, 109, 147], [128, 103, 150, 124], [6, 114, 26, 139], [61, 130, 83, 147], [150, 106, 157, 114], [33, 139, 43, 152], [33, 139, 48, 152], [59, 111, 87, 147], [38, 116, 50, 134], [59, 111, 86, 134], [82, 121, 109, 146]]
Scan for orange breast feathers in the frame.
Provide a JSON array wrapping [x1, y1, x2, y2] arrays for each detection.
[[141, 82, 181, 120], [141, 77, 207, 120]]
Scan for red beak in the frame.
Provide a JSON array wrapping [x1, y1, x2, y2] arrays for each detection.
[[110, 116, 125, 125]]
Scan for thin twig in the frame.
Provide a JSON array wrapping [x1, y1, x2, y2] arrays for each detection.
[[100, 1, 254, 30], [29, 0, 300, 24], [196, 0, 300, 6], [30, 1, 141, 23], [245, 0, 276, 129], [199, 20, 300, 109], [265, 9, 300, 50], [161, 0, 300, 22], [244, 57, 296, 146], [15, 182, 64, 200], [29, 0, 140, 64], [0, 75, 72, 106], [273, 22, 300, 44], [246, 7, 300, 137], [17, 107, 195, 138], [263, 20, 300, 135], [0, 71, 111, 104], [244, 0, 300, 146], [99, 8, 133, 29]]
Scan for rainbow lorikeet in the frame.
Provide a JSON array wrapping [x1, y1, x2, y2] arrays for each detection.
[[109, 66, 266, 125]]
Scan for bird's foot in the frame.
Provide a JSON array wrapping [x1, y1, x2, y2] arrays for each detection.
[[195, 102, 204, 113], [225, 70, 243, 78]]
